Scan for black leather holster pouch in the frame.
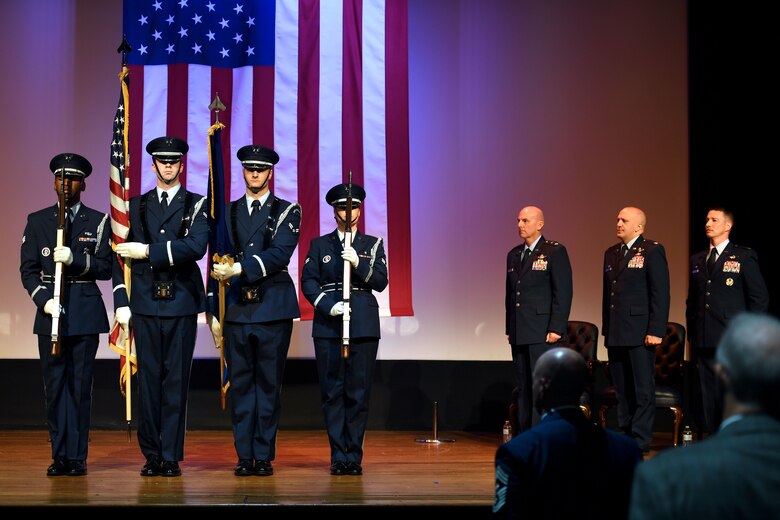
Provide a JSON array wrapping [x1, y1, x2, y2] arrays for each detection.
[[153, 281, 175, 300]]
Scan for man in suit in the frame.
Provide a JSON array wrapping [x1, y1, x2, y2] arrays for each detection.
[[629, 312, 780, 519], [301, 182, 388, 476], [209, 145, 301, 477], [602, 206, 670, 453], [113, 136, 208, 477], [494, 347, 643, 519], [20, 153, 112, 476], [505, 206, 573, 433], [686, 208, 768, 433]]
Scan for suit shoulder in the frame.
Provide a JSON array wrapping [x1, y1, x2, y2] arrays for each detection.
[[731, 244, 754, 252], [28, 206, 56, 220], [81, 206, 109, 220], [508, 244, 524, 255]]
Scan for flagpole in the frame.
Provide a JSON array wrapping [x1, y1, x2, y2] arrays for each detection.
[[117, 36, 133, 441]]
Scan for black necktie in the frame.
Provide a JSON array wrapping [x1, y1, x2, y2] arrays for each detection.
[[160, 191, 169, 211], [65, 208, 73, 235], [621, 244, 629, 257], [707, 248, 717, 275], [251, 200, 261, 220], [521, 247, 531, 266]]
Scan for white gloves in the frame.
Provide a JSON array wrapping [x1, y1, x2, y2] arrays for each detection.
[[207, 313, 222, 346], [43, 299, 61, 316], [342, 246, 359, 268], [116, 242, 149, 259], [329, 301, 346, 316], [115, 306, 132, 330], [213, 261, 242, 281], [53, 246, 74, 265]]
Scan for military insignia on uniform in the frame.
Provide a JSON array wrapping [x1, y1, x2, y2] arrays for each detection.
[[79, 237, 97, 242], [323, 255, 332, 263], [726, 278, 734, 286], [723, 260, 740, 273], [289, 222, 299, 234], [605, 265, 612, 272], [532, 258, 548, 271], [627, 255, 645, 269], [381, 258, 387, 265], [22, 235, 26, 244], [304, 257, 310, 264], [692, 265, 700, 274], [42, 247, 51, 257], [508, 267, 514, 273]]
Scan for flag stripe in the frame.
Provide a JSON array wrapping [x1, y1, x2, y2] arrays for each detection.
[[385, 0, 413, 315], [123, 0, 413, 320]]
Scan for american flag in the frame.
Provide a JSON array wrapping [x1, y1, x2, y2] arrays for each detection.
[[122, 0, 413, 319], [108, 66, 137, 393]]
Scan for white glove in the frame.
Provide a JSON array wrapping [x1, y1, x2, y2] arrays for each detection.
[[206, 313, 221, 346], [53, 246, 74, 266], [116, 242, 149, 259], [213, 261, 242, 281], [43, 299, 61, 316], [115, 306, 132, 330], [342, 247, 359, 268], [329, 301, 346, 316]]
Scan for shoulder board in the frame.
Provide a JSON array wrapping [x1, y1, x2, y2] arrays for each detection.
[[544, 240, 561, 247], [731, 244, 752, 251]]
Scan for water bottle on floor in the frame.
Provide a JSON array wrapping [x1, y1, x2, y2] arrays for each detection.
[[502, 420, 512, 443], [682, 425, 693, 447]]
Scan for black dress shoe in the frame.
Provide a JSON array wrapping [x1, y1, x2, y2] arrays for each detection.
[[345, 462, 363, 475], [47, 459, 68, 477], [160, 460, 181, 477], [140, 455, 161, 477], [67, 460, 87, 476], [330, 461, 347, 475], [254, 460, 273, 476], [234, 460, 254, 477]]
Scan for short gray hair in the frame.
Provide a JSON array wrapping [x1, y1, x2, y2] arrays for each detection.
[[716, 312, 780, 416]]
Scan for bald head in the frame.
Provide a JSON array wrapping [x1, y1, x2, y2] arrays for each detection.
[[533, 348, 587, 413], [517, 206, 545, 245], [616, 206, 647, 243]]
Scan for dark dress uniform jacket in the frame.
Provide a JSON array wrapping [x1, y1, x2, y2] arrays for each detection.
[[301, 230, 388, 338], [21, 204, 112, 335], [629, 415, 780, 519], [112, 189, 208, 315], [505, 237, 573, 345], [602, 236, 670, 346], [686, 243, 768, 350], [220, 195, 301, 322], [494, 408, 642, 519]]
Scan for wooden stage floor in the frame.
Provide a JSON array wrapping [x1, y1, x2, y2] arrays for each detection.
[[0, 429, 499, 511]]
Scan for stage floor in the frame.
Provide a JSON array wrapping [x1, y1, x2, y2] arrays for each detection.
[[0, 429, 498, 509]]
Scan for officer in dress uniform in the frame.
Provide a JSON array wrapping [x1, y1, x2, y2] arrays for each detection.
[[685, 208, 768, 433], [113, 136, 208, 477], [602, 207, 670, 454], [505, 206, 573, 433], [301, 182, 388, 476], [208, 144, 301, 477], [20, 153, 112, 476]]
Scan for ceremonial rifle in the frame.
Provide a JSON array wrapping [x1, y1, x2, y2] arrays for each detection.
[[50, 168, 67, 356], [341, 173, 354, 359]]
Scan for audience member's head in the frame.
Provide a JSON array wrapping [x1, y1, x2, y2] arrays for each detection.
[[533, 347, 586, 414], [716, 312, 780, 420]]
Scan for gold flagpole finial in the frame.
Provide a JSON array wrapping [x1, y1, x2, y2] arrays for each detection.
[[209, 93, 227, 123]]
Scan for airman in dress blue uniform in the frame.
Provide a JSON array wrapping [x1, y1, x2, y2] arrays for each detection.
[[301, 183, 388, 476], [505, 206, 573, 433], [208, 144, 301, 477], [685, 208, 768, 432], [113, 136, 208, 477], [20, 153, 112, 476], [602, 207, 670, 453]]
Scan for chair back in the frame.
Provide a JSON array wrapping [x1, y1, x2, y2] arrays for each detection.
[[655, 322, 686, 387], [565, 321, 599, 365]]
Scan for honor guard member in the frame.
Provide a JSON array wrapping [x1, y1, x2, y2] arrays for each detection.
[[208, 144, 301, 477], [505, 206, 573, 434], [113, 136, 209, 477], [602, 207, 670, 454], [20, 153, 112, 476], [301, 182, 388, 476], [685, 208, 768, 433]]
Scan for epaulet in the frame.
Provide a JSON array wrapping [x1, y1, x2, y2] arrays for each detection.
[[544, 240, 561, 247], [731, 244, 752, 252]]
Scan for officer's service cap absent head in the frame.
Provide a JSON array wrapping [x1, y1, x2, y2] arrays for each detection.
[[237, 144, 279, 172], [146, 136, 189, 163], [326, 183, 365, 209], [49, 153, 92, 178]]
